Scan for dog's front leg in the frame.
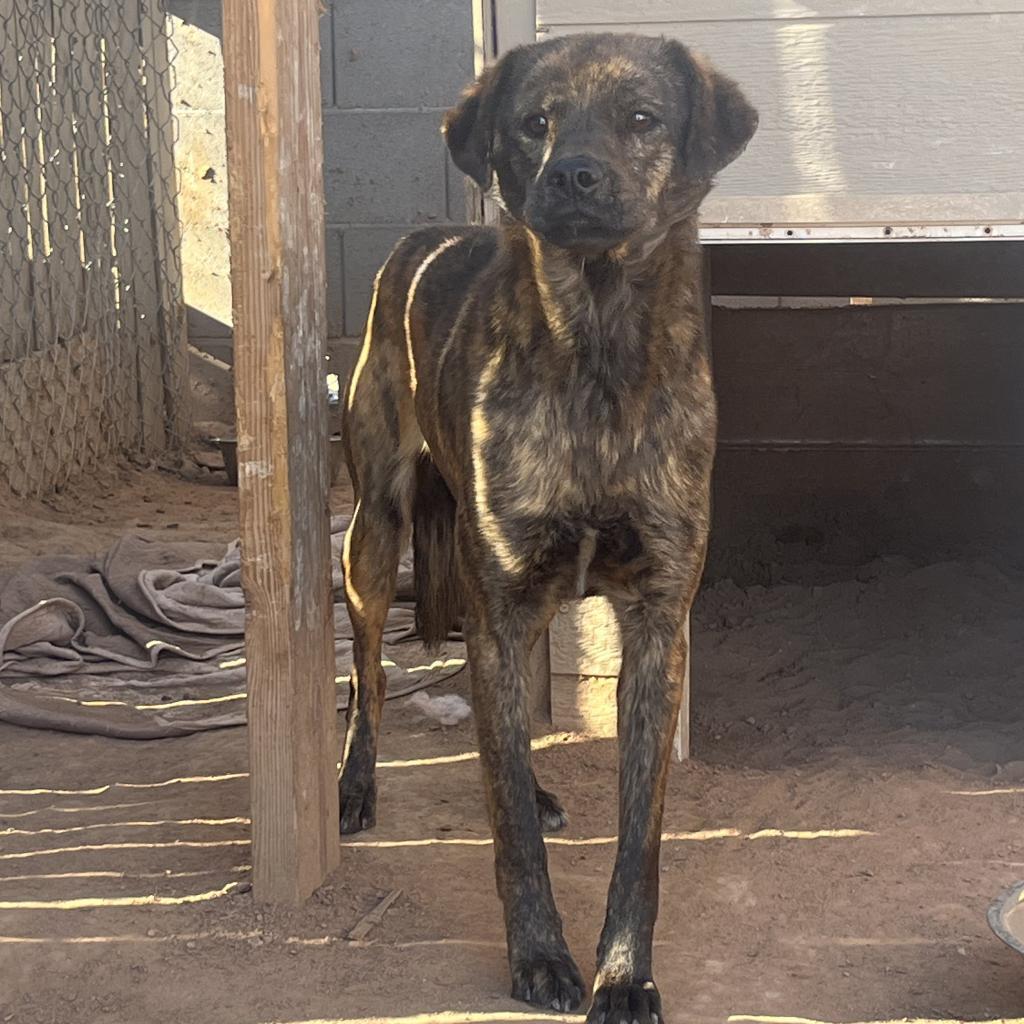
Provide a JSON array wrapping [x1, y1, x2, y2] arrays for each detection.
[[462, 579, 585, 1013], [589, 586, 695, 1024]]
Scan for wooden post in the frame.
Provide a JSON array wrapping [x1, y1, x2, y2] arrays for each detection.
[[673, 617, 691, 761], [673, 248, 714, 762], [223, 0, 339, 903], [528, 628, 553, 730]]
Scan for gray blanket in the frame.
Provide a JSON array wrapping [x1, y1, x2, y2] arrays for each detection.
[[0, 516, 465, 738]]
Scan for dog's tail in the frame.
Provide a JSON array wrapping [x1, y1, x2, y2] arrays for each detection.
[[413, 454, 461, 649]]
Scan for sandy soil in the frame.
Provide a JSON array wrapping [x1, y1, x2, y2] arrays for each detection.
[[3, 469, 1024, 1024]]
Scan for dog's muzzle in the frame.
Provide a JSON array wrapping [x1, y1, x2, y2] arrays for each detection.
[[545, 155, 605, 200], [526, 153, 627, 255]]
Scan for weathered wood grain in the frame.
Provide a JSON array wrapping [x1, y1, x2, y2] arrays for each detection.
[[223, 0, 339, 904], [549, 597, 622, 677], [346, 889, 403, 941]]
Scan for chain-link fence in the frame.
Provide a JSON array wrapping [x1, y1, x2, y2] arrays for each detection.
[[0, 0, 188, 496]]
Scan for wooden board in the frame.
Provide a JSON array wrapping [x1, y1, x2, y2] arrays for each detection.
[[528, 627, 553, 729], [713, 303, 1024, 448], [675, 617, 691, 762], [710, 241, 1024, 299], [223, 0, 339, 904]]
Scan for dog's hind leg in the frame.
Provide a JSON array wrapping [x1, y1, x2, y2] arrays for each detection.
[[338, 281, 419, 834], [338, 479, 406, 834]]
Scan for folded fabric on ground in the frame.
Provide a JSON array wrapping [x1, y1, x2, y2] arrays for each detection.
[[0, 515, 465, 738]]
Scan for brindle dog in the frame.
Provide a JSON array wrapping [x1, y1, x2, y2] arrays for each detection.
[[339, 32, 756, 1024]]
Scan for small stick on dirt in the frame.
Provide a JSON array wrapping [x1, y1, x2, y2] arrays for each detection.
[[346, 888, 402, 941]]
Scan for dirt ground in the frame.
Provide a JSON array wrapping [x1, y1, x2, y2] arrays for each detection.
[[3, 467, 1024, 1024]]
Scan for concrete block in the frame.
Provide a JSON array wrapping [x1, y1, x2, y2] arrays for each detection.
[[168, 11, 225, 112], [331, 0, 473, 109], [175, 108, 232, 336], [320, 8, 335, 107], [323, 111, 449, 225], [326, 228, 345, 337], [446, 155, 475, 221], [341, 225, 412, 336]]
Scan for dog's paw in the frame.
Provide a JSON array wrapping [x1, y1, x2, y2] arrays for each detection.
[[338, 774, 377, 835], [587, 980, 663, 1024], [511, 952, 585, 1013], [535, 784, 569, 833]]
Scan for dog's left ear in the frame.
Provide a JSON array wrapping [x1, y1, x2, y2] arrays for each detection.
[[443, 48, 527, 189], [665, 41, 758, 180]]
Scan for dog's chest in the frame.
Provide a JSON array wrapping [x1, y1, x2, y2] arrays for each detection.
[[482, 387, 674, 518], [460, 273, 716, 524]]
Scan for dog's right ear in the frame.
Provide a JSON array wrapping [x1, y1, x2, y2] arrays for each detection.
[[443, 48, 526, 189]]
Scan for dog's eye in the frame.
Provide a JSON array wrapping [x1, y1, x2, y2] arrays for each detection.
[[522, 113, 549, 139], [629, 110, 657, 133]]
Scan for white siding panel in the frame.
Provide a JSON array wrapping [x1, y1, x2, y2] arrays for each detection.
[[539, 0, 1020, 26], [539, 12, 1024, 228]]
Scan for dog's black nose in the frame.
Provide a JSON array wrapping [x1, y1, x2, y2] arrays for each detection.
[[547, 155, 604, 197]]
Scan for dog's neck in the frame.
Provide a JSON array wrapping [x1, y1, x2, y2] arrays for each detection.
[[513, 220, 700, 343]]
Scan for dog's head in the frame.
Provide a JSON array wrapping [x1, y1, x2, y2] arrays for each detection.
[[443, 33, 757, 256]]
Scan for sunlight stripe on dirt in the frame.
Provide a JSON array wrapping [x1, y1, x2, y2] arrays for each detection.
[[341, 828, 875, 850], [0, 879, 244, 910], [0, 839, 249, 861], [0, 865, 251, 884], [1, 817, 249, 837], [0, 772, 248, 797]]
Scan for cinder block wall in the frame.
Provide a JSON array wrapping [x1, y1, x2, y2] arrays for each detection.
[[169, 0, 475, 377]]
